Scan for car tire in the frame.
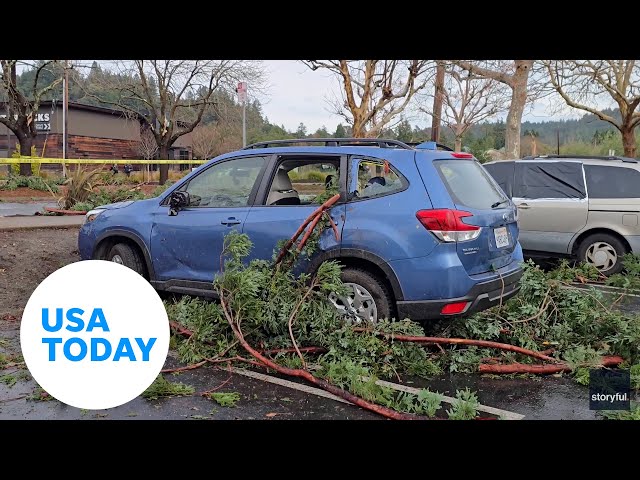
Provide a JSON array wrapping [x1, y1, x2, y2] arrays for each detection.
[[328, 267, 394, 324], [576, 233, 627, 276], [107, 243, 146, 277]]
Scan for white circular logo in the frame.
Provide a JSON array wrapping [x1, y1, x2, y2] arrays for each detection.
[[20, 260, 170, 410]]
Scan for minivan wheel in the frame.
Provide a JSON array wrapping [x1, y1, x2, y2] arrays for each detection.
[[328, 268, 393, 324], [576, 233, 627, 276], [107, 243, 146, 276]]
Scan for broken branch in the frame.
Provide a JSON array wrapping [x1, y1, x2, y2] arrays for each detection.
[[353, 328, 560, 363]]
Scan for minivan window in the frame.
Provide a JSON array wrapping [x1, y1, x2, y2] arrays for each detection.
[[483, 161, 515, 197], [514, 162, 585, 199], [434, 159, 506, 209], [585, 165, 640, 198]]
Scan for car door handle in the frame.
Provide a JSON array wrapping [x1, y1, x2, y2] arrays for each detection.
[[221, 217, 241, 226], [517, 203, 531, 209]]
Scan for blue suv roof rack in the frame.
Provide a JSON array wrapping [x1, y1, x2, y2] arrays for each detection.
[[243, 137, 413, 150]]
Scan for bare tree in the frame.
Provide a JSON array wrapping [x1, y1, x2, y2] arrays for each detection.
[[546, 60, 640, 157], [191, 124, 218, 160], [86, 60, 264, 184], [302, 60, 433, 137], [0, 60, 63, 175], [452, 60, 534, 159], [422, 66, 509, 151], [136, 124, 158, 182]]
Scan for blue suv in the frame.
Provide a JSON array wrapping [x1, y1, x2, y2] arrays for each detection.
[[78, 138, 523, 323]]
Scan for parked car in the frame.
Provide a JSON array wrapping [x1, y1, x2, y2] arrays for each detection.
[[484, 155, 640, 275], [78, 138, 523, 324]]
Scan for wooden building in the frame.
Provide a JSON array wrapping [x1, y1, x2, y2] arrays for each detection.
[[0, 101, 192, 166]]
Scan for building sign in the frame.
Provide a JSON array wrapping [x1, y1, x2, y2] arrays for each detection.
[[0, 112, 51, 132], [34, 113, 51, 132], [236, 82, 247, 104]]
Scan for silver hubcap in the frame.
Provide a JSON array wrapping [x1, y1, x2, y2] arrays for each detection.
[[328, 282, 378, 325], [585, 242, 617, 272], [111, 254, 124, 265]]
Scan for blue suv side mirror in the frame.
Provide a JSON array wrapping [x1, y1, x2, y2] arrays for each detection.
[[169, 191, 190, 216]]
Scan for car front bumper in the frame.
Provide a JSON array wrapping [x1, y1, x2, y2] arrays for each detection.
[[396, 265, 523, 322]]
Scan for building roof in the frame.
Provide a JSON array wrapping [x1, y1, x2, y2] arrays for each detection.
[[38, 100, 139, 117]]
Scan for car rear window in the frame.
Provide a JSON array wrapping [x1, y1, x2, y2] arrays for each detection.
[[434, 159, 507, 210], [585, 164, 640, 198]]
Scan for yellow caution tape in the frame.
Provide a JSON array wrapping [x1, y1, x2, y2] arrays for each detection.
[[0, 158, 208, 165]]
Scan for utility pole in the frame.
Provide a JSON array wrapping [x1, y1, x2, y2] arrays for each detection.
[[556, 129, 560, 155], [236, 81, 247, 147], [62, 60, 69, 177], [431, 62, 445, 144]]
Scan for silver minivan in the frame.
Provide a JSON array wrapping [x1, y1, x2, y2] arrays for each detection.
[[484, 155, 640, 275]]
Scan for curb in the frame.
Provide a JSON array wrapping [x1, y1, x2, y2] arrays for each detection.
[[0, 216, 84, 231]]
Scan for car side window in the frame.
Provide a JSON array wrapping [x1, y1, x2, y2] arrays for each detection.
[[585, 165, 640, 198], [184, 156, 265, 207], [349, 159, 405, 199], [514, 162, 585, 199]]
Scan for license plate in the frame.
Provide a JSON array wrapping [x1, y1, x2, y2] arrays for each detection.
[[494, 227, 509, 248]]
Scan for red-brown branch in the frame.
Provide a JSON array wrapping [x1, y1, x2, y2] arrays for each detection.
[[260, 346, 327, 355], [275, 193, 340, 264], [479, 356, 623, 374], [170, 321, 194, 337], [354, 328, 560, 363], [161, 360, 207, 374], [219, 297, 433, 420], [326, 212, 341, 241], [297, 212, 324, 253]]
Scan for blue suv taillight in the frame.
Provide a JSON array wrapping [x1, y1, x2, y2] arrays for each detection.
[[416, 209, 482, 243]]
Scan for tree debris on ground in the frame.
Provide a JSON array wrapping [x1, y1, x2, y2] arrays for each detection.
[[163, 199, 639, 420]]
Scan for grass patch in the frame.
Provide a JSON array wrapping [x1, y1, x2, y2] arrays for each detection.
[[0, 374, 17, 387], [142, 375, 195, 400], [207, 391, 241, 407]]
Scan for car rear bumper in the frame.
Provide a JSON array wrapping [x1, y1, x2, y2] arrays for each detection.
[[396, 264, 523, 321]]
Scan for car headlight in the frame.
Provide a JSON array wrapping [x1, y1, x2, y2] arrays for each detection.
[[85, 208, 106, 224]]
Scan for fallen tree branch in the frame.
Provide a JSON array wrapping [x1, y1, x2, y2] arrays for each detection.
[[275, 193, 340, 264], [219, 292, 433, 420], [479, 356, 623, 374], [353, 328, 561, 363], [161, 360, 207, 374], [287, 277, 319, 370], [260, 346, 327, 355], [169, 321, 195, 338]]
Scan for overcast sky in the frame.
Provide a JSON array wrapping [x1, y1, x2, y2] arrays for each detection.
[[258, 61, 582, 133]]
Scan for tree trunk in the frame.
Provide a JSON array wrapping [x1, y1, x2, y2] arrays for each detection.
[[504, 61, 532, 160], [621, 126, 636, 158], [454, 136, 463, 152], [19, 135, 33, 176], [158, 144, 170, 185], [351, 113, 366, 138]]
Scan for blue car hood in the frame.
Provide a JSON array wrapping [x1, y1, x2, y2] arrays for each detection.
[[96, 200, 135, 210]]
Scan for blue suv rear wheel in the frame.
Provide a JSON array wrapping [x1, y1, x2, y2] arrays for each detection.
[[328, 268, 394, 324]]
